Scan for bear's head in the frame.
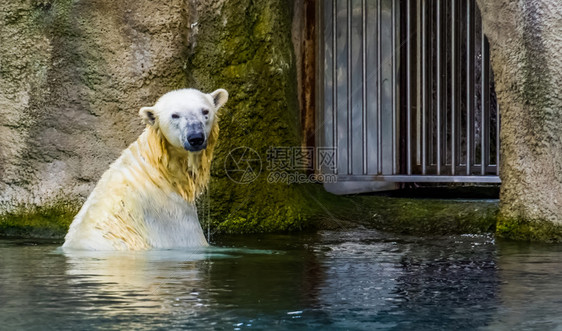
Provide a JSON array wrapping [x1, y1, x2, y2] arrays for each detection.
[[139, 88, 228, 153]]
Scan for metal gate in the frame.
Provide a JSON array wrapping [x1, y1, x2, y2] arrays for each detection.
[[316, 0, 500, 185]]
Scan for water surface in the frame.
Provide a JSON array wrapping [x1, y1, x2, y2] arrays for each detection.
[[1, 229, 561, 330]]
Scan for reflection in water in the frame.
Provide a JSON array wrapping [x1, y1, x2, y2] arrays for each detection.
[[0, 232, 561, 329], [310, 231, 499, 329], [390, 235, 499, 329], [61, 243, 324, 329], [61, 246, 310, 329], [63, 249, 214, 319], [486, 241, 562, 330]]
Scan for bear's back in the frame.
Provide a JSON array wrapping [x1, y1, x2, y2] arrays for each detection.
[[63, 138, 208, 250]]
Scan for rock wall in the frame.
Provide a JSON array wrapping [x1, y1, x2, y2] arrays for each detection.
[[0, 0, 310, 235], [0, 0, 191, 233], [477, 0, 562, 241], [3, 0, 561, 241], [186, 0, 311, 233]]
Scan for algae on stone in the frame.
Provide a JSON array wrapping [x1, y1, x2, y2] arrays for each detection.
[[0, 0, 192, 232], [187, 0, 311, 233], [0, 201, 77, 238], [1, 0, 550, 241], [477, 0, 562, 242]]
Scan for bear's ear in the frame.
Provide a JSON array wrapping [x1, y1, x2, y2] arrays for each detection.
[[139, 106, 158, 126], [210, 89, 229, 109]]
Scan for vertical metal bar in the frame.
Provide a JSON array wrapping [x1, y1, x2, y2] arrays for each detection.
[[481, 30, 488, 175], [427, 1, 433, 171], [347, 0, 352, 175], [362, 0, 367, 175], [436, 0, 442, 175], [316, 0, 321, 170], [332, 0, 338, 175], [316, 0, 324, 175], [421, 0, 427, 175], [451, 0, 457, 176], [377, 0, 382, 174], [392, 0, 397, 174], [443, 0, 448, 169], [415, 1, 422, 165], [484, 38, 491, 170], [406, 0, 412, 175], [466, 0, 473, 175], [496, 103, 500, 175]]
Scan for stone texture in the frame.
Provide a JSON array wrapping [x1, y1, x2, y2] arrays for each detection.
[[186, 0, 311, 233], [477, 0, 562, 241], [2, 0, 560, 241], [1, 0, 312, 235], [0, 0, 189, 227]]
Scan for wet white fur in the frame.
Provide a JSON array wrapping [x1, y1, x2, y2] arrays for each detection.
[[63, 88, 228, 250]]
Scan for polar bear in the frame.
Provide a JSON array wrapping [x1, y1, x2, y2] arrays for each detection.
[[63, 88, 228, 250]]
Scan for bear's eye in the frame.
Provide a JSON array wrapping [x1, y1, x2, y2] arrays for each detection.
[[202, 109, 209, 116], [171, 114, 180, 119]]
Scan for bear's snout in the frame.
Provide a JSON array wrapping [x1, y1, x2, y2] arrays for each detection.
[[185, 132, 206, 152], [182, 121, 207, 152], [188, 133, 205, 147]]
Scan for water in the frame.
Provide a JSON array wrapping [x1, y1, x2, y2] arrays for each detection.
[[1, 229, 561, 330]]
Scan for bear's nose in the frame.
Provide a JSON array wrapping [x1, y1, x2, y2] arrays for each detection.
[[187, 133, 205, 147]]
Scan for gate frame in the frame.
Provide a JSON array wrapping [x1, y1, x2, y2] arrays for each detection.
[[315, 0, 501, 184]]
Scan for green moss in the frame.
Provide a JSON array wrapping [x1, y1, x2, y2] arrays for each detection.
[[186, 0, 500, 236], [0, 201, 78, 238], [188, 0, 306, 233], [31, 0, 74, 35], [496, 216, 562, 243], [2, 0, 505, 239], [204, 177, 310, 234], [214, 207, 303, 234], [298, 185, 498, 235]]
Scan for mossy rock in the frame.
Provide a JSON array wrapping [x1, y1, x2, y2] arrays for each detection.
[[0, 0, 502, 239], [496, 216, 562, 243], [299, 185, 499, 236], [0, 202, 78, 238], [1, 184, 499, 239], [187, 0, 307, 233]]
